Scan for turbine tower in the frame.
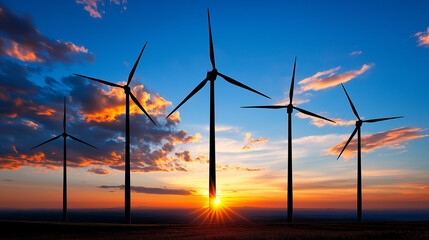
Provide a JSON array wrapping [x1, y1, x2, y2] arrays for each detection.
[[31, 97, 96, 223], [336, 83, 403, 222], [166, 9, 270, 207], [242, 58, 335, 223], [73, 42, 157, 224]]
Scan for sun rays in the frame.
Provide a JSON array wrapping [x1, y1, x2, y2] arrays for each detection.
[[189, 197, 249, 224]]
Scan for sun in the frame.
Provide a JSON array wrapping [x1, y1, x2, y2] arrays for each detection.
[[213, 197, 221, 206]]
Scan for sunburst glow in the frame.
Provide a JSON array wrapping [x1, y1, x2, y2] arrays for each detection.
[[214, 197, 221, 206], [189, 198, 249, 224]]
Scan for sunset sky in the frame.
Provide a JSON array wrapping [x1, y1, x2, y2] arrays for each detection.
[[0, 0, 428, 211]]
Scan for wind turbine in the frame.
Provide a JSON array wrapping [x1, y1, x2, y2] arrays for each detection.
[[73, 42, 157, 224], [336, 83, 403, 222], [166, 9, 270, 207], [241, 58, 335, 223], [31, 97, 96, 223]]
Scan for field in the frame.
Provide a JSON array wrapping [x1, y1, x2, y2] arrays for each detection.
[[1, 220, 428, 240]]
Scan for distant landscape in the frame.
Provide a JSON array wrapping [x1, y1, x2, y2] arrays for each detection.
[[1, 208, 428, 224]]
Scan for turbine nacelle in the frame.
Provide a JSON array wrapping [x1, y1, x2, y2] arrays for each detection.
[[287, 104, 293, 114], [62, 132, 67, 138], [356, 120, 363, 127], [206, 69, 218, 81], [123, 85, 131, 94]]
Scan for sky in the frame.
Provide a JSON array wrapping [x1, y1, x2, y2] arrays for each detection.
[[0, 0, 428, 211]]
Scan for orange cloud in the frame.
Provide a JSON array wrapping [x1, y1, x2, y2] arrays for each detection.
[[216, 164, 262, 172], [76, 0, 103, 18], [242, 132, 269, 151], [415, 27, 429, 47], [245, 132, 269, 144], [327, 127, 428, 159], [276, 96, 310, 105], [64, 41, 89, 53], [11, 98, 56, 116], [242, 146, 251, 151], [299, 64, 373, 91], [22, 120, 39, 130], [88, 167, 110, 175], [76, 0, 127, 18], [79, 83, 173, 123], [4, 41, 41, 62], [296, 112, 355, 127], [0, 3, 94, 64]]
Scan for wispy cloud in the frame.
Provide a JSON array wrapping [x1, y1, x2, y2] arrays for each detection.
[[88, 167, 110, 175], [349, 50, 362, 56], [216, 164, 262, 172], [415, 27, 429, 47], [298, 64, 374, 92], [275, 95, 310, 105], [76, 0, 127, 19], [296, 112, 355, 127], [204, 125, 241, 132], [98, 185, 194, 195], [0, 3, 94, 64], [327, 127, 428, 159], [242, 132, 269, 151]]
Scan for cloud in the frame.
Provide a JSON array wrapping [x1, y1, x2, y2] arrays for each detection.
[[242, 132, 269, 151], [349, 50, 362, 56], [415, 27, 429, 47], [76, 0, 127, 19], [296, 112, 355, 127], [0, 60, 203, 173], [327, 127, 428, 159], [298, 64, 373, 91], [275, 96, 310, 106], [98, 185, 194, 195], [216, 164, 262, 172], [88, 167, 110, 175], [0, 3, 94, 64], [76, 0, 103, 18], [21, 119, 39, 130]]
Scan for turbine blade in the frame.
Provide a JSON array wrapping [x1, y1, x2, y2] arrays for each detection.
[[129, 92, 157, 126], [63, 97, 66, 132], [241, 105, 287, 109], [128, 42, 148, 86], [293, 106, 336, 123], [208, 9, 215, 69], [341, 83, 360, 120], [31, 134, 62, 150], [337, 127, 358, 160], [363, 116, 404, 123], [166, 79, 208, 118], [289, 57, 297, 105], [218, 72, 271, 99], [68, 135, 97, 149], [73, 73, 122, 88]]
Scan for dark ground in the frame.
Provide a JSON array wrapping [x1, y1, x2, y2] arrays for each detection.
[[1, 220, 428, 239]]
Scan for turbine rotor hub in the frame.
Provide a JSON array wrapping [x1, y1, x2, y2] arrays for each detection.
[[206, 68, 218, 81], [356, 120, 362, 127], [287, 104, 293, 114], [62, 132, 67, 137], [124, 85, 130, 94]]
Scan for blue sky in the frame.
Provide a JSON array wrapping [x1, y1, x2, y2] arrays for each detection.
[[0, 0, 428, 209]]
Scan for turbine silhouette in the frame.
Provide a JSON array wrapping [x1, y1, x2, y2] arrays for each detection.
[[241, 58, 335, 223], [73, 42, 157, 224], [336, 83, 403, 222], [31, 97, 96, 223], [166, 9, 270, 207]]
